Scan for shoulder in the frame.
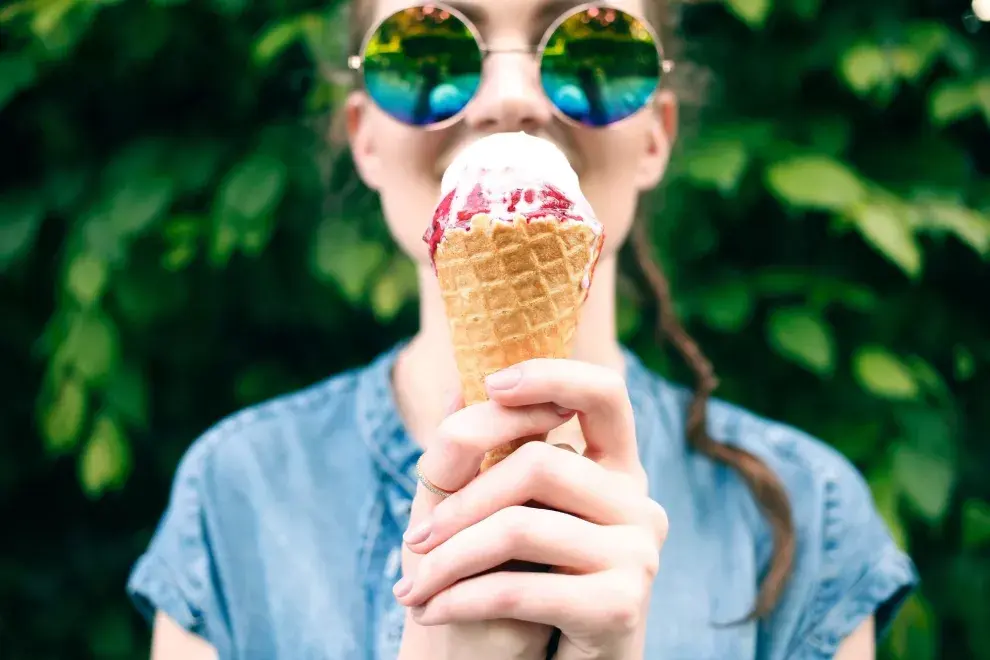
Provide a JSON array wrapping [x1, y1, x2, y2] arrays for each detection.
[[707, 397, 917, 656], [182, 366, 363, 488], [637, 368, 917, 657], [126, 365, 368, 643]]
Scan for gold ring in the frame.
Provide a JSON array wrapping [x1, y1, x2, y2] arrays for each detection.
[[416, 454, 455, 499]]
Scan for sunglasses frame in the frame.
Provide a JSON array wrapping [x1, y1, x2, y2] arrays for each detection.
[[347, 1, 674, 131]]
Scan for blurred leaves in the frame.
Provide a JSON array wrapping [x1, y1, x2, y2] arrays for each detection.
[[725, 0, 772, 28], [79, 413, 132, 498], [0, 0, 987, 656], [766, 308, 835, 376], [0, 190, 44, 272], [853, 347, 919, 400], [766, 156, 866, 211]]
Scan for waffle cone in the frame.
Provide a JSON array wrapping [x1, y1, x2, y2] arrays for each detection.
[[434, 213, 603, 472]]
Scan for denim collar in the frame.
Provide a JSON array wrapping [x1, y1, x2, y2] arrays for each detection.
[[355, 339, 666, 527]]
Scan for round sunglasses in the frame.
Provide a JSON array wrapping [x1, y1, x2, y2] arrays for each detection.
[[347, 2, 673, 129]]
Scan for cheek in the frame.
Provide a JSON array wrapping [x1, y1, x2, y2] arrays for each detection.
[[575, 130, 649, 253], [365, 116, 449, 264]]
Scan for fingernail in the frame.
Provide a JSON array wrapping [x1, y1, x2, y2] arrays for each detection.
[[403, 521, 431, 545], [393, 577, 413, 598], [554, 404, 574, 417], [486, 367, 521, 390]]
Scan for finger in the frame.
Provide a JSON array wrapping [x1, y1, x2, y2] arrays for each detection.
[[416, 400, 574, 495], [410, 569, 648, 635], [483, 359, 638, 470], [397, 507, 655, 607], [408, 441, 668, 552]]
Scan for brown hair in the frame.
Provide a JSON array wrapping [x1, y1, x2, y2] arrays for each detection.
[[341, 0, 795, 622]]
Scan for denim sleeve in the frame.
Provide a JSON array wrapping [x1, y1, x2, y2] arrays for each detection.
[[745, 420, 919, 659], [126, 434, 225, 646]]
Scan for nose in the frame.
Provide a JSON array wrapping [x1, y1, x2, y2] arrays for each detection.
[[463, 51, 553, 133]]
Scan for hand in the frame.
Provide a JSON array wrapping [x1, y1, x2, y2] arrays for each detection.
[[396, 359, 669, 660], [396, 388, 575, 659]]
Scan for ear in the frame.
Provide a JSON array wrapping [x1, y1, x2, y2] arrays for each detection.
[[344, 91, 384, 191], [634, 90, 678, 191]]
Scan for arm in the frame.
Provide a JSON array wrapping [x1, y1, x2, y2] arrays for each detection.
[[834, 617, 875, 660], [151, 611, 217, 660]]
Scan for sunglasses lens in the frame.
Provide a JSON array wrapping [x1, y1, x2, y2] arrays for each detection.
[[541, 7, 661, 127], [362, 5, 482, 126]]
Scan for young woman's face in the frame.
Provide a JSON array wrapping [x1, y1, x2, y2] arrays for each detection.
[[346, 0, 677, 269]]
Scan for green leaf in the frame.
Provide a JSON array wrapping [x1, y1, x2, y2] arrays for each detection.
[[977, 79, 990, 123], [312, 221, 386, 303], [66, 252, 109, 306], [217, 153, 287, 222], [254, 18, 304, 65], [920, 202, 990, 256], [869, 468, 908, 550], [942, 31, 976, 74], [888, 594, 937, 660], [0, 190, 44, 271], [370, 256, 418, 322], [106, 175, 174, 237], [0, 52, 38, 110], [682, 140, 749, 194], [893, 444, 954, 523], [766, 156, 867, 212], [78, 413, 132, 498], [839, 43, 891, 96], [725, 0, 772, 28], [906, 357, 949, 400], [962, 499, 990, 550], [58, 311, 119, 385], [161, 215, 204, 271], [767, 308, 835, 376], [104, 363, 148, 429], [929, 80, 977, 125], [853, 346, 919, 400], [41, 376, 87, 454], [698, 280, 754, 332], [850, 202, 922, 278]]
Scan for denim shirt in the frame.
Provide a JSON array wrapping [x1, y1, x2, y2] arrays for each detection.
[[127, 341, 917, 659]]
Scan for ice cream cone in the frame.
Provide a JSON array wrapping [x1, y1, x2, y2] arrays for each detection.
[[433, 213, 602, 471], [425, 133, 604, 471]]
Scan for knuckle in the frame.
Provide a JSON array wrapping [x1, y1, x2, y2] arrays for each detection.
[[599, 370, 630, 407], [493, 505, 532, 549], [630, 526, 662, 579], [435, 415, 473, 453], [516, 440, 555, 486], [492, 582, 523, 617], [649, 499, 670, 545], [603, 574, 646, 633]]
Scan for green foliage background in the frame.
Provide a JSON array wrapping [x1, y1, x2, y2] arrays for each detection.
[[1, 0, 988, 656]]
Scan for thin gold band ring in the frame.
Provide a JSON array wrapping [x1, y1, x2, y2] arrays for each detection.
[[415, 454, 455, 499]]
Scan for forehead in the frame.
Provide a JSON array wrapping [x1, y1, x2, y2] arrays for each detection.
[[368, 0, 649, 31]]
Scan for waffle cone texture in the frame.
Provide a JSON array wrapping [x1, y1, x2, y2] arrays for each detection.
[[433, 213, 603, 471]]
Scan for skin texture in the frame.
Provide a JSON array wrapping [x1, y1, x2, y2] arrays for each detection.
[[150, 0, 878, 657]]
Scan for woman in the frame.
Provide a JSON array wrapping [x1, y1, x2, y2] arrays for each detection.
[[128, 0, 918, 657]]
